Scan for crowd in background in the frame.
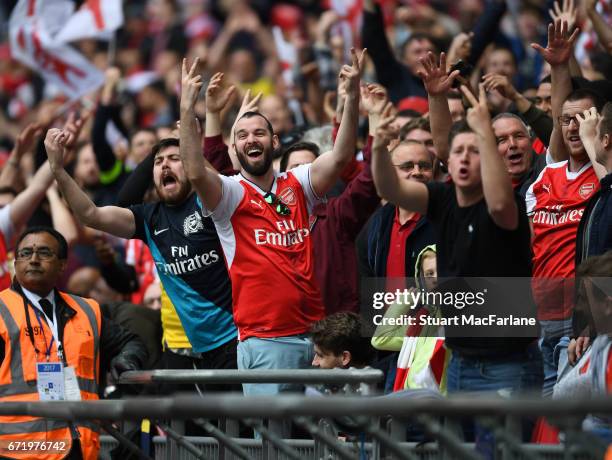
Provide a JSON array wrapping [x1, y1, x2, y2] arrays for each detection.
[[0, 0, 612, 453]]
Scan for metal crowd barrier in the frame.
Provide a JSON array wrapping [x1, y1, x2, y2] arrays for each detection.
[[1, 369, 610, 459], [118, 368, 384, 392], [2, 395, 612, 459]]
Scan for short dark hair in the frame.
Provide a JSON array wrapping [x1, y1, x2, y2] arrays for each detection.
[[16, 226, 68, 260], [564, 88, 604, 112], [402, 33, 436, 56], [448, 120, 474, 147], [310, 312, 373, 367], [131, 127, 157, 143], [152, 137, 180, 158], [400, 117, 431, 140], [279, 141, 320, 172], [235, 111, 274, 137], [539, 75, 551, 85], [600, 102, 612, 141]]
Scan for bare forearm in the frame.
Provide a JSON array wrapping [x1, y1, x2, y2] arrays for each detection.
[[512, 93, 532, 114], [582, 139, 608, 179], [10, 162, 54, 228], [52, 167, 99, 226], [205, 110, 222, 138], [550, 63, 572, 161], [47, 189, 78, 245], [181, 108, 207, 181], [429, 94, 452, 163], [0, 154, 21, 189], [371, 145, 400, 202], [589, 9, 612, 53], [333, 94, 359, 166], [478, 130, 516, 219], [208, 30, 234, 71]]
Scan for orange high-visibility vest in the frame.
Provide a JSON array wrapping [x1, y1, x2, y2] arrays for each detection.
[[0, 288, 102, 459]]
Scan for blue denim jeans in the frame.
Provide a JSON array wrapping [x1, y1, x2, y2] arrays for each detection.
[[539, 319, 573, 397], [446, 343, 543, 459], [237, 335, 314, 396]]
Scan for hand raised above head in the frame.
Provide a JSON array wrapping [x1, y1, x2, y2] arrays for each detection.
[[181, 58, 204, 112], [417, 52, 460, 97], [204, 71, 236, 114], [530, 19, 579, 67]]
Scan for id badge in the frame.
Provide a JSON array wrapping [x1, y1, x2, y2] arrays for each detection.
[[36, 362, 64, 401], [63, 366, 82, 401]]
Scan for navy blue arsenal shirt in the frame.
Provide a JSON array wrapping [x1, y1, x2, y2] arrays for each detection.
[[130, 193, 236, 352]]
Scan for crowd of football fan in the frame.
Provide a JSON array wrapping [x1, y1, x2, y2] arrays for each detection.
[[1, 0, 612, 456]]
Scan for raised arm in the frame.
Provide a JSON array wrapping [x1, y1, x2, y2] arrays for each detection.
[[180, 59, 225, 211], [418, 52, 460, 164], [586, 0, 612, 53], [371, 106, 429, 214], [577, 107, 607, 180], [309, 49, 363, 197], [45, 129, 135, 239], [462, 84, 518, 230], [531, 19, 579, 162], [0, 123, 42, 192]]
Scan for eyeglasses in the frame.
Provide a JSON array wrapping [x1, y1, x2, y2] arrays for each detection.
[[15, 247, 57, 261], [393, 161, 433, 172], [558, 115, 580, 126], [264, 192, 291, 216]]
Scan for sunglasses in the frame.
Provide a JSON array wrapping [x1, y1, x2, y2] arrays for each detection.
[[264, 192, 291, 216]]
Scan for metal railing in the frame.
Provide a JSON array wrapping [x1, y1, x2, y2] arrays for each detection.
[[2, 368, 610, 459], [2, 395, 612, 459], [119, 368, 383, 391]]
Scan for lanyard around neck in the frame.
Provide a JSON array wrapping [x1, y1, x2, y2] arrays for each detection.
[[23, 297, 62, 362]]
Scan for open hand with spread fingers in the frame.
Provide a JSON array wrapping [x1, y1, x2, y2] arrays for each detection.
[[417, 52, 460, 96], [549, 0, 577, 32], [461, 84, 492, 136], [531, 19, 579, 66]]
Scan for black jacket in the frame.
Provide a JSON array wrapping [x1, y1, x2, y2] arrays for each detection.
[[575, 172, 612, 264], [0, 282, 148, 377], [357, 203, 437, 279], [573, 173, 612, 337]]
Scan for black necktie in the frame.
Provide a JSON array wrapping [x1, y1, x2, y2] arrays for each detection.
[[39, 299, 54, 320]]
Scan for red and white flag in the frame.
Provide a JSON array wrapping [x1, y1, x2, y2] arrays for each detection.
[[55, 0, 123, 44], [272, 26, 297, 88], [330, 0, 363, 55], [10, 0, 104, 100]]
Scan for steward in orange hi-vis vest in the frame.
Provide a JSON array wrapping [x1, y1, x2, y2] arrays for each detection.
[[0, 226, 147, 460], [0, 288, 101, 459]]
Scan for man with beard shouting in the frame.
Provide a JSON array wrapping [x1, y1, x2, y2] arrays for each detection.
[[44, 129, 238, 392], [179, 51, 362, 396]]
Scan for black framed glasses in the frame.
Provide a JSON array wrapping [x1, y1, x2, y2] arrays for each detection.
[[15, 247, 56, 261], [558, 115, 580, 127], [264, 192, 291, 216]]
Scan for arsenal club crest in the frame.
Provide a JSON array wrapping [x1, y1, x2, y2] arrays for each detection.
[[579, 183, 595, 199], [278, 187, 297, 206]]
